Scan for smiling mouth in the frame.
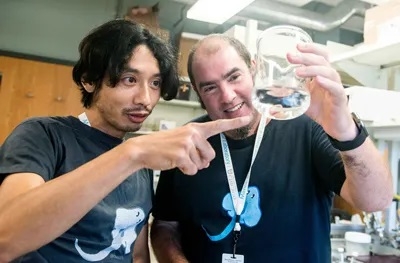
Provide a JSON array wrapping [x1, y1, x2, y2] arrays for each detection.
[[225, 102, 244, 113]]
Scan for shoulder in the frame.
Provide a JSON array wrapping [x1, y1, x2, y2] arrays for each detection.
[[17, 116, 76, 132], [2, 116, 78, 149], [274, 115, 332, 150], [262, 115, 326, 149], [27, 116, 76, 127]]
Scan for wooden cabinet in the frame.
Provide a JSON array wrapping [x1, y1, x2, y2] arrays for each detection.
[[178, 35, 199, 77], [333, 195, 362, 217], [0, 56, 83, 143]]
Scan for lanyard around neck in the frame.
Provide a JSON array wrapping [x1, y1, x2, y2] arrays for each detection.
[[78, 112, 91, 127], [220, 113, 267, 232]]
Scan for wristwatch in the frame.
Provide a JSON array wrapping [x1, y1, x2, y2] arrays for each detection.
[[327, 112, 369, 151]]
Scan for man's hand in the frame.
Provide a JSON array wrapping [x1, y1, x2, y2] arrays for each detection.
[[287, 42, 357, 141], [129, 116, 251, 175]]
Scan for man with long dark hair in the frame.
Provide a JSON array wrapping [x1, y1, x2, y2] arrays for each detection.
[[0, 20, 250, 262]]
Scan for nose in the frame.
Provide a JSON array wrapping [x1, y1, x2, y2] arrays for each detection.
[[134, 83, 151, 107], [219, 83, 236, 103]]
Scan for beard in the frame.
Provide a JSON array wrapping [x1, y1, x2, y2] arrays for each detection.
[[230, 125, 252, 140], [225, 108, 260, 140]]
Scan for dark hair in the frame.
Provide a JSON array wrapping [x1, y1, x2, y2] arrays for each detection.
[[187, 34, 252, 109], [72, 19, 179, 108]]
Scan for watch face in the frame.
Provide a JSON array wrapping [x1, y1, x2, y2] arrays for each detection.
[[352, 112, 369, 137], [351, 112, 363, 127]]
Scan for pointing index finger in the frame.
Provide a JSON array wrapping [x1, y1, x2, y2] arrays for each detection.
[[198, 116, 252, 139]]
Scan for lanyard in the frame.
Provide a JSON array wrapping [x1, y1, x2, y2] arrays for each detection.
[[78, 112, 91, 127], [220, 113, 267, 233]]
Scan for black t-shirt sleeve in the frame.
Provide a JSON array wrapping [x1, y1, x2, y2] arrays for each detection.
[[0, 120, 58, 184], [311, 121, 346, 196], [152, 168, 180, 221]]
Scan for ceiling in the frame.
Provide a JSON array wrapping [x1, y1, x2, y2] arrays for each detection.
[[128, 0, 388, 85], [0, 0, 388, 64], [130, 0, 385, 45]]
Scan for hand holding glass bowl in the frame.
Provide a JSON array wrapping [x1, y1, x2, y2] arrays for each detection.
[[252, 25, 313, 120]]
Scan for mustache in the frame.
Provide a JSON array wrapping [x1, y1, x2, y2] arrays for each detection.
[[123, 105, 152, 114]]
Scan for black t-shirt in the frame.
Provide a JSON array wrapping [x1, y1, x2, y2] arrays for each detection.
[[0, 116, 153, 263], [153, 114, 345, 263]]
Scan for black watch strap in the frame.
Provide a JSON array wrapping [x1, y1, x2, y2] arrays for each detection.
[[327, 113, 369, 151]]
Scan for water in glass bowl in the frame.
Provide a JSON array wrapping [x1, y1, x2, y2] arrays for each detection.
[[253, 55, 310, 120], [253, 25, 313, 120]]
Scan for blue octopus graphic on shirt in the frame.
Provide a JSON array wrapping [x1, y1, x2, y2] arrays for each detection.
[[203, 186, 262, 241]]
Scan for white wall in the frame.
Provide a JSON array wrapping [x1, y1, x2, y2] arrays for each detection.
[[346, 86, 400, 124], [0, 0, 118, 61]]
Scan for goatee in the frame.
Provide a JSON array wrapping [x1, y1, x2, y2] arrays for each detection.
[[229, 125, 251, 140]]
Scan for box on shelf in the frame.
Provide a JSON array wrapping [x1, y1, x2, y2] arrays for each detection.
[[176, 80, 192, 101], [125, 4, 159, 27], [159, 120, 176, 131], [364, 0, 400, 44], [124, 4, 170, 42]]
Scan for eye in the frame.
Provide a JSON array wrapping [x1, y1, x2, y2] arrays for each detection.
[[203, 85, 216, 93], [151, 79, 162, 89], [228, 74, 240, 82], [121, 76, 136, 86]]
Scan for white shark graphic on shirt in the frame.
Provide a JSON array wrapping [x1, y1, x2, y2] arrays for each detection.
[[75, 207, 145, 261]]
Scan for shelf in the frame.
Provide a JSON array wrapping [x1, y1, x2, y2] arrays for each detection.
[[367, 123, 400, 141], [330, 39, 400, 68], [158, 98, 201, 108], [327, 39, 400, 87], [155, 76, 202, 108]]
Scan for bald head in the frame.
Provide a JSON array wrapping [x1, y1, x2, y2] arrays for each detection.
[[187, 34, 252, 87], [193, 35, 229, 58]]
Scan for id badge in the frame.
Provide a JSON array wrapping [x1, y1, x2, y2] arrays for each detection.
[[222, 253, 244, 263]]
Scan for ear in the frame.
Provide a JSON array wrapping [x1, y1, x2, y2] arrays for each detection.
[[250, 59, 256, 77], [81, 81, 95, 93]]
